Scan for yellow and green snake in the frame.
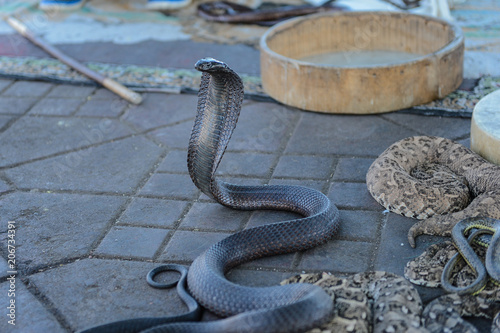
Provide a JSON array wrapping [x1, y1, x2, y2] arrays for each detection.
[[442, 217, 500, 295]]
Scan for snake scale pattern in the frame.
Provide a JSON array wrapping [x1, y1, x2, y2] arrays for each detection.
[[282, 271, 424, 333], [366, 136, 500, 331], [405, 241, 500, 332], [366, 135, 500, 247], [282, 271, 500, 333]]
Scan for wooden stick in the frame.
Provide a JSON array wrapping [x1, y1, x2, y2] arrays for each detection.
[[5, 16, 142, 105]]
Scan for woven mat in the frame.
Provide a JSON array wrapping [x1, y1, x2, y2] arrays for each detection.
[[2, 1, 499, 116], [1, 55, 498, 116], [0, 55, 264, 95]]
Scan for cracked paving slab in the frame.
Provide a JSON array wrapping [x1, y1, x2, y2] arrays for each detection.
[[27, 259, 187, 332]]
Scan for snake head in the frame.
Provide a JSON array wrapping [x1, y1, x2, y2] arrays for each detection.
[[195, 58, 229, 73]]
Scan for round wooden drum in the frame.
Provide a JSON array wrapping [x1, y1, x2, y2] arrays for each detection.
[[260, 11, 464, 114]]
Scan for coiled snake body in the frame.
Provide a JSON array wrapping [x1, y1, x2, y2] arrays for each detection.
[[367, 136, 500, 295], [366, 135, 500, 247], [81, 58, 340, 333]]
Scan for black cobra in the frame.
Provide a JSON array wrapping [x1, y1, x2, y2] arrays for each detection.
[[80, 58, 340, 333]]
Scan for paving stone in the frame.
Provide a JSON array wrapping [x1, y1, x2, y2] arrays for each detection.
[[123, 93, 197, 131], [329, 182, 382, 210], [0, 79, 12, 91], [28, 259, 187, 331], [286, 114, 418, 156], [0, 281, 65, 333], [337, 210, 382, 241], [28, 97, 84, 116], [458, 137, 471, 148], [6, 136, 162, 193], [2, 81, 53, 97], [245, 211, 379, 266], [180, 202, 251, 232], [273, 155, 335, 179], [11, 39, 260, 75], [118, 198, 187, 228], [0, 34, 43, 58], [95, 226, 170, 259], [0, 96, 38, 115], [139, 40, 259, 72], [46, 84, 95, 98], [159, 230, 228, 262], [216, 152, 276, 177], [226, 102, 300, 153], [333, 157, 374, 182], [0, 117, 133, 167], [91, 88, 120, 100], [148, 120, 193, 149], [0, 178, 10, 194], [299, 239, 373, 273], [457, 78, 478, 91], [0, 192, 126, 270], [157, 149, 188, 173], [139, 173, 199, 199], [413, 284, 445, 307], [381, 113, 471, 140], [0, 115, 12, 129], [0, 11, 496, 331], [0, 257, 9, 280], [76, 98, 127, 117], [374, 213, 448, 276]]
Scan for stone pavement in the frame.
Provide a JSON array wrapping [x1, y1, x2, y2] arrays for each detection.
[[0, 0, 498, 331], [0, 77, 488, 332]]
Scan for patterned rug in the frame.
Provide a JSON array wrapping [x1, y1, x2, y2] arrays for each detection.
[[1, 55, 498, 116]]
